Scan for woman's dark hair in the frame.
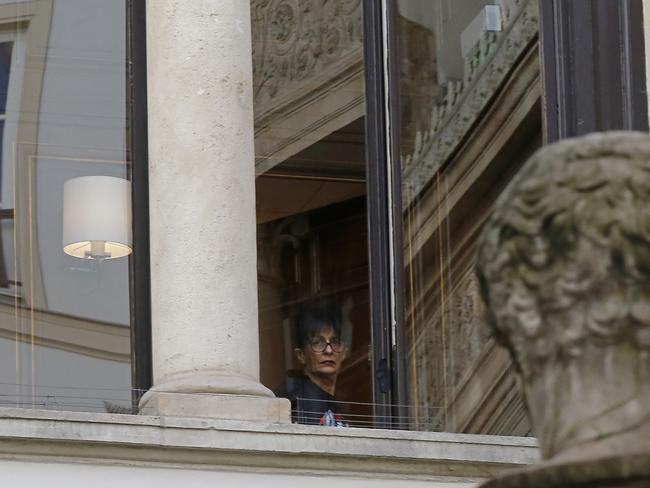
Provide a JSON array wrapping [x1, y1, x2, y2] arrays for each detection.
[[291, 298, 343, 349]]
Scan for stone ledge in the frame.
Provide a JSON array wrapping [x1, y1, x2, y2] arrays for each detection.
[[0, 407, 539, 481], [481, 452, 650, 487]]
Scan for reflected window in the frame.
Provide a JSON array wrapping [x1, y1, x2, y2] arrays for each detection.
[[0, 0, 138, 413], [0, 40, 12, 112], [0, 40, 13, 297], [396, 0, 540, 434]]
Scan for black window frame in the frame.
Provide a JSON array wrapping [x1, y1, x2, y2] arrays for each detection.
[[540, 0, 649, 142], [363, 0, 408, 428], [127, 0, 152, 403]]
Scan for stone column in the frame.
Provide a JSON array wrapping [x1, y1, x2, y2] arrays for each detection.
[[140, 0, 290, 422]]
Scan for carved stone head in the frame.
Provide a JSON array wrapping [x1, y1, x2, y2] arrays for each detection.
[[476, 132, 650, 462]]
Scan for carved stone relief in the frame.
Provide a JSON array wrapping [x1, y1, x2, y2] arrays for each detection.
[[406, 262, 526, 434], [402, 0, 539, 205], [251, 0, 538, 185], [252, 0, 362, 113], [447, 271, 492, 387], [445, 272, 529, 435], [251, 0, 364, 173], [397, 14, 440, 160]]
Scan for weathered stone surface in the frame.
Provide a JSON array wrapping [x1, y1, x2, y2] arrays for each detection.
[[144, 0, 289, 422], [475, 132, 650, 486], [482, 452, 650, 487], [139, 391, 291, 423], [0, 407, 537, 481]]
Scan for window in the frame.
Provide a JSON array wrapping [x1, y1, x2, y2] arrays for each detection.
[[253, 0, 542, 431], [0, 0, 147, 413], [391, 0, 540, 434], [252, 0, 375, 426], [0, 35, 19, 300], [539, 0, 648, 141]]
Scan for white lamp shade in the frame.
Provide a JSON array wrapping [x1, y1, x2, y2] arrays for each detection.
[[62, 176, 132, 259]]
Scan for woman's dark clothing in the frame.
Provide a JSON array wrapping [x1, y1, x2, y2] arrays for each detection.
[[276, 375, 340, 425]]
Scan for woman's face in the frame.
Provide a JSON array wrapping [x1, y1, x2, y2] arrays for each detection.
[[296, 326, 347, 376]]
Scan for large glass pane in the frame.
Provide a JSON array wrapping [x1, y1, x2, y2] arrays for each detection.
[[252, 0, 374, 427], [396, 0, 540, 434], [0, 0, 133, 412], [0, 41, 12, 114]]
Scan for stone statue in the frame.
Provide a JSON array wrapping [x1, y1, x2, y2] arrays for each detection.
[[476, 132, 650, 486]]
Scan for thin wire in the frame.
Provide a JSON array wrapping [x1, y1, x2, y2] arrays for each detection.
[[290, 410, 443, 429], [11, 141, 19, 405], [0, 382, 452, 430], [292, 396, 443, 411], [406, 202, 419, 427], [0, 400, 132, 410], [436, 171, 448, 429], [0, 380, 147, 393], [294, 409, 440, 421], [28, 157, 35, 409], [0, 392, 136, 403]]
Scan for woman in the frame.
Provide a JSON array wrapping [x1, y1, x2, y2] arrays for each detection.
[[279, 300, 348, 425]]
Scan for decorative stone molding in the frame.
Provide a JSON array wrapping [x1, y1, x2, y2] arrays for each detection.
[[476, 132, 650, 485], [252, 0, 538, 182], [448, 272, 491, 387], [252, 0, 365, 174], [406, 264, 527, 435], [252, 0, 362, 116], [403, 0, 538, 205]]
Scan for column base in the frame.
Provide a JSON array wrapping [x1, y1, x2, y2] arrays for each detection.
[[138, 371, 291, 423], [139, 391, 291, 423]]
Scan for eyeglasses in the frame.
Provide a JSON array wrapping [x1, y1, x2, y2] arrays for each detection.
[[308, 336, 344, 353]]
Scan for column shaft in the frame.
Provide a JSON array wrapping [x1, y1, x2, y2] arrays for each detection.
[[141, 0, 289, 422]]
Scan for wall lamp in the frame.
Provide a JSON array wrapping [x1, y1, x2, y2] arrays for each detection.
[[62, 176, 132, 260]]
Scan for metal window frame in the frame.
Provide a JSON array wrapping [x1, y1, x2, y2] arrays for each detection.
[[540, 0, 649, 142], [127, 0, 152, 401], [363, 0, 408, 428]]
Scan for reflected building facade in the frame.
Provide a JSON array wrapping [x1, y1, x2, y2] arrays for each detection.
[[0, 0, 133, 412]]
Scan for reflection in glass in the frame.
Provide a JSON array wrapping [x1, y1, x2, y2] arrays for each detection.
[[0, 0, 133, 412], [397, 0, 539, 434], [0, 41, 12, 114]]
